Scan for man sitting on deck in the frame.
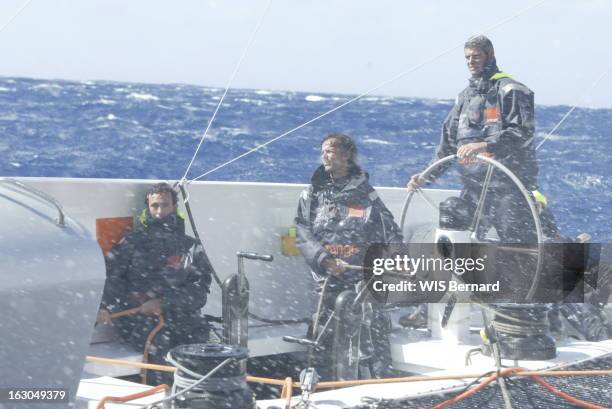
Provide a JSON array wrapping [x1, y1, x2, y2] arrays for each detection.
[[97, 182, 215, 384]]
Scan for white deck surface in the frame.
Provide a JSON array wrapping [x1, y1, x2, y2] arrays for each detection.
[[75, 376, 167, 409], [77, 335, 612, 408]]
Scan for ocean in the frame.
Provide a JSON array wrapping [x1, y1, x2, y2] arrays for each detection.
[[0, 76, 610, 242]]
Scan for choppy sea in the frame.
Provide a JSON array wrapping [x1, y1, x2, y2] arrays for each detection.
[[0, 76, 610, 242]]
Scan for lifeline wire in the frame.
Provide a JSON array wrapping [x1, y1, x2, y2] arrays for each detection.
[[188, 0, 549, 183], [536, 67, 612, 151], [0, 0, 34, 33], [180, 0, 272, 182]]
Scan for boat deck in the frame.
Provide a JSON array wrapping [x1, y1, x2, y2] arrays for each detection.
[[258, 339, 612, 408], [76, 339, 612, 408]]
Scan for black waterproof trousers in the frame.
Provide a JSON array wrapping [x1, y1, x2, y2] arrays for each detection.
[[114, 311, 211, 385]]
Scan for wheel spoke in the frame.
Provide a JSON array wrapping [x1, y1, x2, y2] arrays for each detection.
[[415, 187, 439, 212], [470, 163, 494, 234], [496, 245, 539, 256]]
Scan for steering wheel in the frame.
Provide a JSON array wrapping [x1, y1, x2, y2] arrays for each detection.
[[399, 154, 544, 301]]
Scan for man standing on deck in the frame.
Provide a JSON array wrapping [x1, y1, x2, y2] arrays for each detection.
[[97, 182, 215, 384], [295, 133, 403, 379], [407, 34, 542, 243]]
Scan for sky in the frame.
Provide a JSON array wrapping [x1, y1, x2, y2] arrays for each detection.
[[0, 0, 611, 108]]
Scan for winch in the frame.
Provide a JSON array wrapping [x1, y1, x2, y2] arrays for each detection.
[[168, 343, 254, 409]]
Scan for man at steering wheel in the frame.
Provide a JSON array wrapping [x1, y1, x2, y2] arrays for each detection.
[[407, 34, 541, 243]]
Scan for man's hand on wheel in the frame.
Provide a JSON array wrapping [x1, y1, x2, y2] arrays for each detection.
[[457, 142, 487, 158], [322, 257, 347, 276], [406, 173, 426, 193]]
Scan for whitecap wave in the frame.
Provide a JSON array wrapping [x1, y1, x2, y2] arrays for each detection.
[[562, 172, 607, 189], [305, 95, 326, 102], [238, 98, 264, 106], [363, 138, 395, 145], [537, 133, 592, 142], [0, 113, 18, 121], [0, 87, 12, 92], [219, 126, 250, 136], [127, 92, 160, 101], [96, 98, 116, 105], [255, 90, 272, 95], [32, 83, 62, 90]]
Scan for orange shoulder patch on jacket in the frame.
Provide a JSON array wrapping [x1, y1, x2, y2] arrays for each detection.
[[166, 255, 183, 270], [485, 107, 499, 123], [348, 206, 365, 218]]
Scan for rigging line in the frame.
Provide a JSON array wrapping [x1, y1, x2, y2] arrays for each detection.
[[536, 67, 612, 151], [188, 0, 548, 183], [0, 0, 33, 33], [180, 0, 272, 182]]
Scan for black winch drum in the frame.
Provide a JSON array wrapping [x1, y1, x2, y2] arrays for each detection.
[[486, 304, 557, 360], [439, 196, 472, 230], [169, 343, 254, 409]]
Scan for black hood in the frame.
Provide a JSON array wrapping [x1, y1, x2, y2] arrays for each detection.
[[310, 163, 368, 193], [137, 209, 186, 236], [469, 57, 500, 93]]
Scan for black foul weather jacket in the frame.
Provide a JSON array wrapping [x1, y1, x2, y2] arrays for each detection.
[[432, 65, 538, 191], [295, 164, 403, 282], [101, 211, 214, 317]]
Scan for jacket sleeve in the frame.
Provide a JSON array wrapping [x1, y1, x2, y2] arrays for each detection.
[[427, 95, 463, 181], [486, 80, 539, 189], [161, 243, 213, 312], [486, 80, 535, 155], [370, 190, 404, 244], [295, 187, 332, 275], [100, 235, 135, 313]]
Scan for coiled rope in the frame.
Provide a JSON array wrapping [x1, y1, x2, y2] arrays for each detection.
[[145, 357, 235, 409]]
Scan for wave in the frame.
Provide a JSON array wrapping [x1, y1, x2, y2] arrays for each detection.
[[126, 92, 160, 101], [96, 98, 116, 105], [562, 172, 608, 190], [238, 98, 265, 106], [305, 95, 326, 102], [0, 113, 18, 121], [538, 133, 593, 142], [32, 83, 62, 90], [363, 138, 395, 145]]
